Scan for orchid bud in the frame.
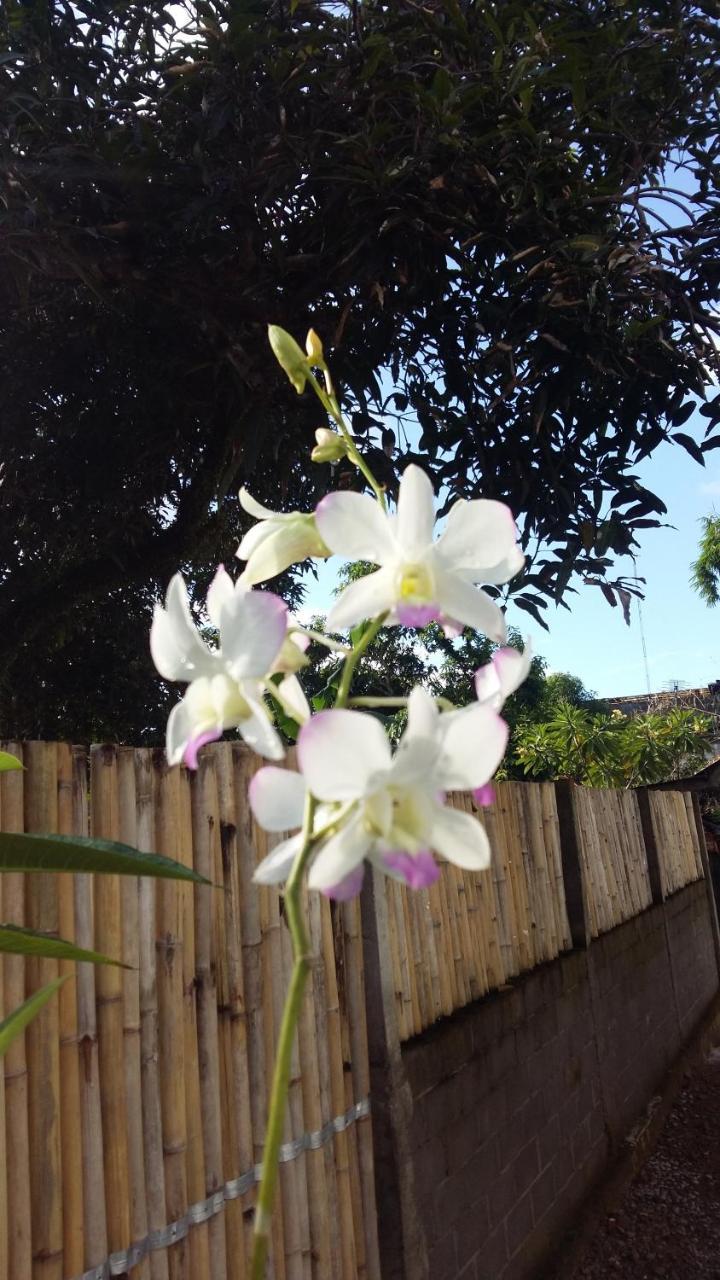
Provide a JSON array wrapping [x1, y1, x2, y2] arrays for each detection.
[[305, 328, 325, 365], [311, 427, 347, 464], [268, 325, 309, 394]]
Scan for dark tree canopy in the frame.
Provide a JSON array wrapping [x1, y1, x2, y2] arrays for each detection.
[[2, 0, 719, 739]]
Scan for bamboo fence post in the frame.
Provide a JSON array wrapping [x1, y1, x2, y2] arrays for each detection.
[[177, 765, 212, 1280], [279, 906, 312, 1280], [24, 740, 63, 1280], [191, 752, 228, 1280], [154, 753, 189, 1280], [334, 910, 365, 1280], [319, 898, 358, 1280], [135, 749, 170, 1280], [219, 743, 255, 1276], [307, 888, 343, 1275], [1, 742, 33, 1280], [91, 745, 132, 1260], [296, 886, 333, 1276], [554, 781, 591, 949], [72, 747, 109, 1273], [117, 748, 151, 1280], [340, 896, 381, 1280], [56, 743, 85, 1276]]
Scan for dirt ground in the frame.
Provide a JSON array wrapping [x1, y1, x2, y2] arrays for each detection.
[[569, 1049, 720, 1280]]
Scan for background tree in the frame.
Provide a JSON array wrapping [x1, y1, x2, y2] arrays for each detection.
[[2, 0, 719, 740], [690, 514, 720, 606]]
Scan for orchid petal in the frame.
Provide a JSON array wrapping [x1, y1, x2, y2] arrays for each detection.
[[322, 864, 366, 901], [273, 673, 311, 724], [493, 641, 533, 700], [183, 729, 222, 771], [437, 703, 508, 791], [166, 697, 199, 767], [220, 591, 287, 679], [238, 694, 285, 761], [298, 709, 392, 802], [429, 804, 491, 870], [237, 521, 321, 585], [315, 491, 397, 563], [249, 767, 307, 832], [435, 498, 521, 577], [206, 565, 237, 630], [473, 662, 503, 710], [253, 833, 303, 885], [326, 567, 397, 631], [151, 574, 217, 682], [308, 816, 371, 893], [433, 569, 507, 642], [396, 465, 435, 555], [239, 488, 281, 521]]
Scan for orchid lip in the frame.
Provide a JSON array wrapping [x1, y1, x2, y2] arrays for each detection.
[[183, 728, 222, 770], [383, 848, 439, 890]]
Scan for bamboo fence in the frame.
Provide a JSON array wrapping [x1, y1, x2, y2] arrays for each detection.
[[0, 743, 708, 1273], [385, 782, 573, 1040], [646, 790, 705, 898], [0, 742, 379, 1280], [573, 787, 653, 938]]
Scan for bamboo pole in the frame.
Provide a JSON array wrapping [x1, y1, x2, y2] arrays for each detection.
[[117, 748, 151, 1280], [24, 741, 63, 1280], [56, 743, 85, 1276], [135, 749, 170, 1280], [178, 765, 212, 1280], [307, 889, 342, 1275], [340, 896, 381, 1280], [219, 743, 254, 1277], [279, 905, 312, 1280], [1, 742, 33, 1280], [296, 891, 333, 1278], [91, 745, 132, 1259], [154, 753, 189, 1280], [72, 747, 109, 1273], [191, 752, 228, 1280], [319, 896, 358, 1280]]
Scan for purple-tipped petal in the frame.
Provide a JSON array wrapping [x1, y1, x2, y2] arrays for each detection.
[[396, 603, 442, 628], [472, 783, 495, 808], [384, 849, 439, 890], [183, 728, 222, 770], [322, 864, 366, 901]]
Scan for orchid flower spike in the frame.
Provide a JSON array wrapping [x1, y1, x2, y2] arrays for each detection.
[[315, 464, 524, 642], [236, 489, 331, 586], [150, 569, 310, 769], [249, 686, 508, 900]]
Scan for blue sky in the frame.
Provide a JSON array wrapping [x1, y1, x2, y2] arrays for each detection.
[[302, 416, 719, 699]]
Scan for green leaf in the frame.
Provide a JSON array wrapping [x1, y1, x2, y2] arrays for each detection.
[[0, 923, 127, 967], [0, 831, 208, 883], [0, 978, 68, 1058], [0, 751, 23, 773]]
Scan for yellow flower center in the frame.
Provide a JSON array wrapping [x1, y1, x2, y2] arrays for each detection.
[[398, 562, 434, 603]]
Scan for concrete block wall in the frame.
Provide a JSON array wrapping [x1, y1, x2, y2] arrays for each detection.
[[401, 880, 719, 1280]]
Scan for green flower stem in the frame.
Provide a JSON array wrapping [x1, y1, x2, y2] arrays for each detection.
[[335, 614, 387, 709], [347, 696, 409, 708], [306, 369, 387, 510], [250, 793, 316, 1280], [251, 612, 387, 1276]]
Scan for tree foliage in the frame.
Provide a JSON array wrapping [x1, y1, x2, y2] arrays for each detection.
[[515, 703, 713, 786], [690, 514, 720, 606], [2, 0, 719, 739]]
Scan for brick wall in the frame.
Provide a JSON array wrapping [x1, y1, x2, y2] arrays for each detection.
[[401, 880, 719, 1280]]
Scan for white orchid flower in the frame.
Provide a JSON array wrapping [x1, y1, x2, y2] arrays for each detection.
[[249, 686, 508, 899], [314, 464, 524, 641], [236, 488, 331, 586], [474, 638, 533, 711], [463, 638, 533, 806], [151, 569, 310, 769]]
